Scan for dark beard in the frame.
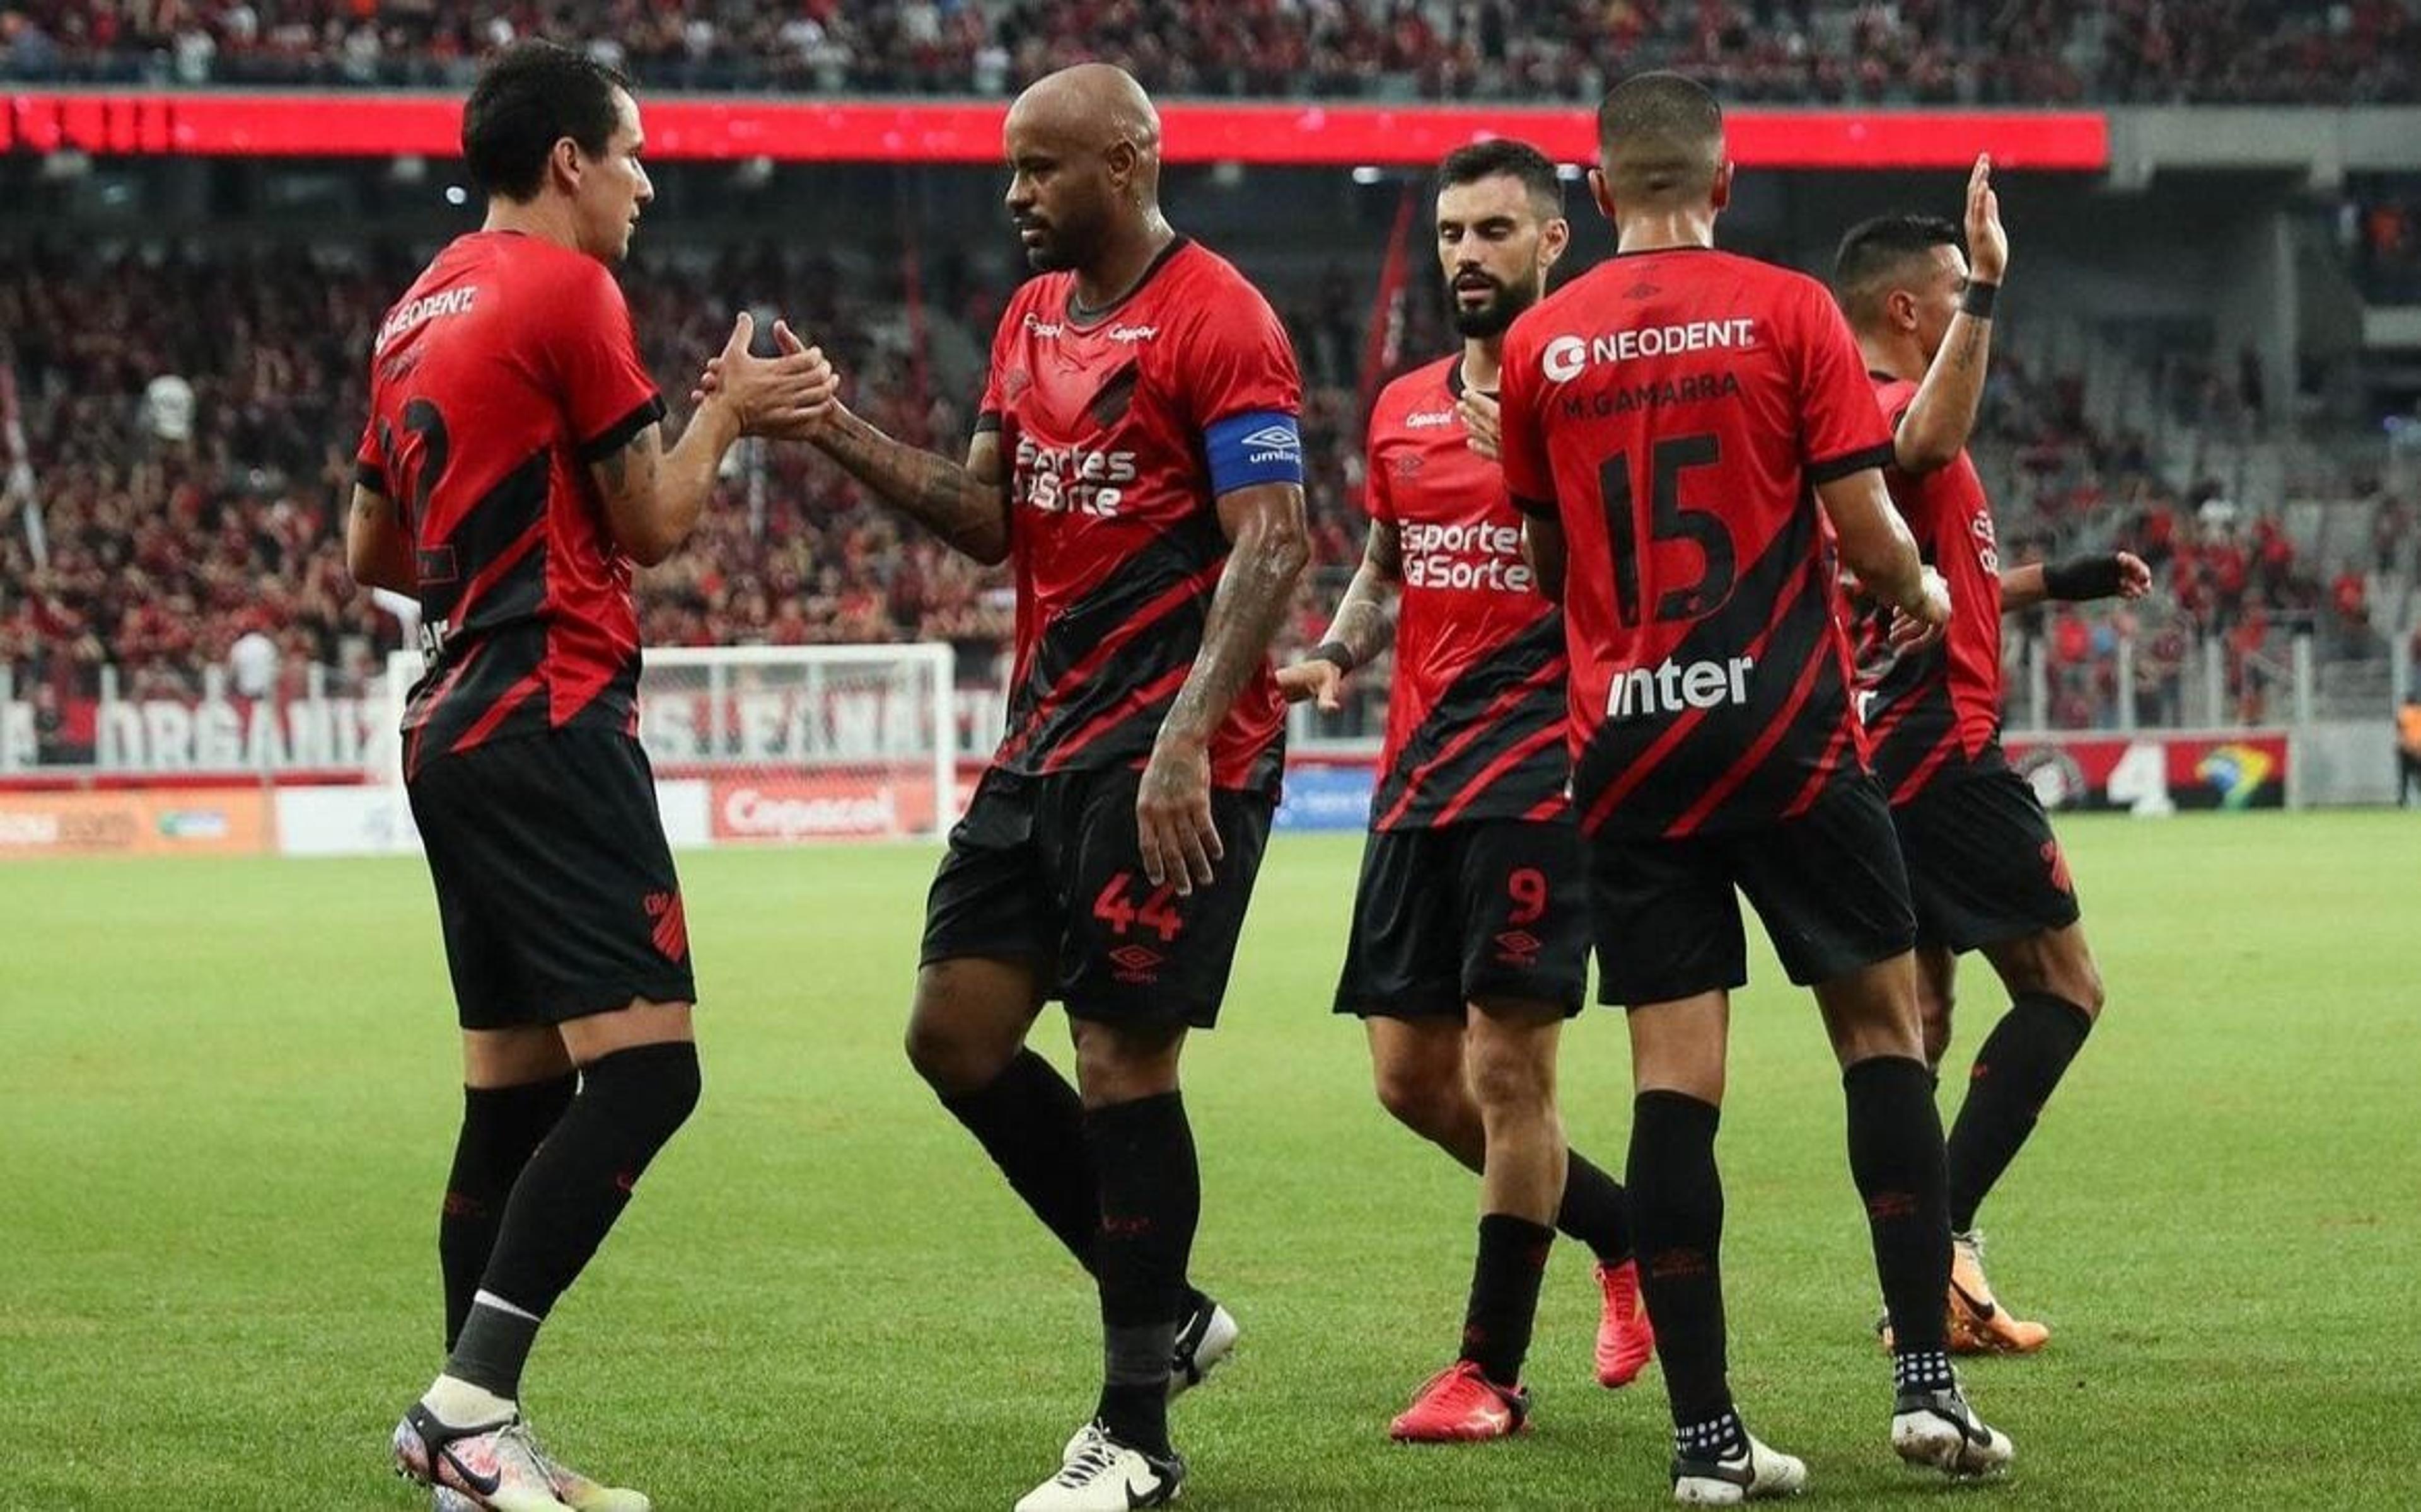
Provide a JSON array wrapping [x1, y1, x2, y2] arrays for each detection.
[[1448, 275, 1536, 338]]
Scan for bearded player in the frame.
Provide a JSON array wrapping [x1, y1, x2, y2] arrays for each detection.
[[1280, 139, 1653, 1443], [716, 63, 1306, 1511], [1835, 164, 2151, 1356]]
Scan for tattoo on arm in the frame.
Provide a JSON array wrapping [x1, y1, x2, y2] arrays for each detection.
[[1950, 315, 1987, 372], [816, 408, 1008, 562], [1163, 487, 1309, 747], [1323, 523, 1401, 668]]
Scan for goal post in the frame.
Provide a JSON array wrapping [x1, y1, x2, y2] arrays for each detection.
[[378, 642, 962, 844]]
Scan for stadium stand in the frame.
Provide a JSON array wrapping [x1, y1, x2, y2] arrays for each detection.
[[3, 229, 2410, 753], [2, 1, 2415, 103]]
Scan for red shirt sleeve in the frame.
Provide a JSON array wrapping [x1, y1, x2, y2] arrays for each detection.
[[1496, 315, 1553, 516], [545, 260, 666, 463], [354, 412, 386, 493], [1792, 277, 1894, 484], [1181, 285, 1302, 430], [1362, 424, 1396, 526], [975, 291, 1023, 434]]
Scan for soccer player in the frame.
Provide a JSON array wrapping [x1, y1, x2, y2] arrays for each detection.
[[1279, 139, 1653, 1443], [724, 62, 1307, 1511], [347, 41, 833, 1512], [1835, 168, 2153, 1354], [1494, 72, 2013, 1500]]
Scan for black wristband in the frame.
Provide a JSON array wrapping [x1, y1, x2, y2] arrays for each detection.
[[2043, 552, 2125, 602], [1960, 280, 1999, 319], [1311, 640, 1357, 674]]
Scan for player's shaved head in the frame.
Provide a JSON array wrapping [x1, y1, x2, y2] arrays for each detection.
[[1008, 62, 1161, 164], [1596, 72, 1725, 207], [1002, 62, 1168, 275]]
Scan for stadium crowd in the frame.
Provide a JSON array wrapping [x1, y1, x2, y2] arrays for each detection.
[[2, 0, 2415, 104], [2, 238, 2410, 741]]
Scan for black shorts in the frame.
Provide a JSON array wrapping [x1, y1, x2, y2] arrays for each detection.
[[1588, 775, 1916, 1006], [920, 765, 1274, 1028], [1335, 818, 1589, 1020], [1891, 764, 2082, 953], [407, 729, 696, 1031]]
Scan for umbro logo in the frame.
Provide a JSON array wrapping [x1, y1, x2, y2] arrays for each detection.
[[1108, 944, 1163, 983], [1494, 929, 1542, 967], [1239, 424, 1302, 460], [1623, 280, 1661, 299]]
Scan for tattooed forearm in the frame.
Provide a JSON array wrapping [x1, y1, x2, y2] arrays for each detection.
[[1321, 523, 1402, 667], [1895, 306, 1997, 475], [1162, 490, 1310, 747], [815, 407, 1009, 563]]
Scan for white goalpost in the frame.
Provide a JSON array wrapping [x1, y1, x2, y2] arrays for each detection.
[[378, 642, 961, 845]]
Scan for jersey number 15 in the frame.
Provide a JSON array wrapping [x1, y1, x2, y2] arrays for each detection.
[[1597, 434, 1736, 626]]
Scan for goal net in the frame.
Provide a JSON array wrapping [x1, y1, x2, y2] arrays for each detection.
[[378, 642, 960, 844]]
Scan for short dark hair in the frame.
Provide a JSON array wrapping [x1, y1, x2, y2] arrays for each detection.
[[1595, 72, 1724, 205], [1834, 214, 1963, 326], [462, 40, 633, 203], [1437, 139, 1564, 218]]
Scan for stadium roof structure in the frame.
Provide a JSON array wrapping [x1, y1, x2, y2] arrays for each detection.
[[0, 91, 2110, 171]]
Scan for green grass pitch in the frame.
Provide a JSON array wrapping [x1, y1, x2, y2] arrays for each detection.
[[3, 812, 2415, 1509]]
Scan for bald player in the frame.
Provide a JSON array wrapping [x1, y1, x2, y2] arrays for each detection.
[[719, 64, 1306, 1511], [1494, 73, 2014, 1500]]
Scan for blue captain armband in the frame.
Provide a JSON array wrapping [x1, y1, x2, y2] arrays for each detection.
[[1202, 410, 1304, 494]]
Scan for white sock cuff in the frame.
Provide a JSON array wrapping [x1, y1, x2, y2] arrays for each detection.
[[471, 1289, 544, 1324]]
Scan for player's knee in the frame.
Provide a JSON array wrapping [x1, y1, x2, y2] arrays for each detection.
[[1463, 1037, 1553, 1119], [584, 1039, 700, 1145], [1916, 986, 1955, 1066], [1373, 1058, 1460, 1138], [1071, 1018, 1184, 1106], [2065, 956, 2107, 1020], [903, 1010, 1003, 1096], [2005, 931, 2105, 1022]]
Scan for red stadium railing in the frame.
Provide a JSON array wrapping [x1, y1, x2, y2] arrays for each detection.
[[0, 91, 2110, 170]]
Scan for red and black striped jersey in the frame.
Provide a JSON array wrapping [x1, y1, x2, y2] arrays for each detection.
[[355, 231, 665, 780], [1363, 355, 1567, 831], [976, 238, 1299, 796], [1497, 248, 1893, 840], [1855, 373, 2006, 802]]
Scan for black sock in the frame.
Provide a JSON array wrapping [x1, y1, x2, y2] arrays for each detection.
[[1844, 1054, 1952, 1356], [939, 1049, 1103, 1274], [1675, 1406, 1748, 1465], [1458, 1213, 1554, 1386], [1553, 1151, 1633, 1264], [439, 1074, 576, 1351], [446, 1042, 700, 1400], [1627, 1090, 1729, 1424], [1894, 1344, 1955, 1396], [1085, 1091, 1198, 1457], [1946, 993, 2093, 1231]]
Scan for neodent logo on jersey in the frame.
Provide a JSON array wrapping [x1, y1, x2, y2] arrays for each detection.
[[1541, 318, 1759, 383], [1606, 655, 1756, 718]]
